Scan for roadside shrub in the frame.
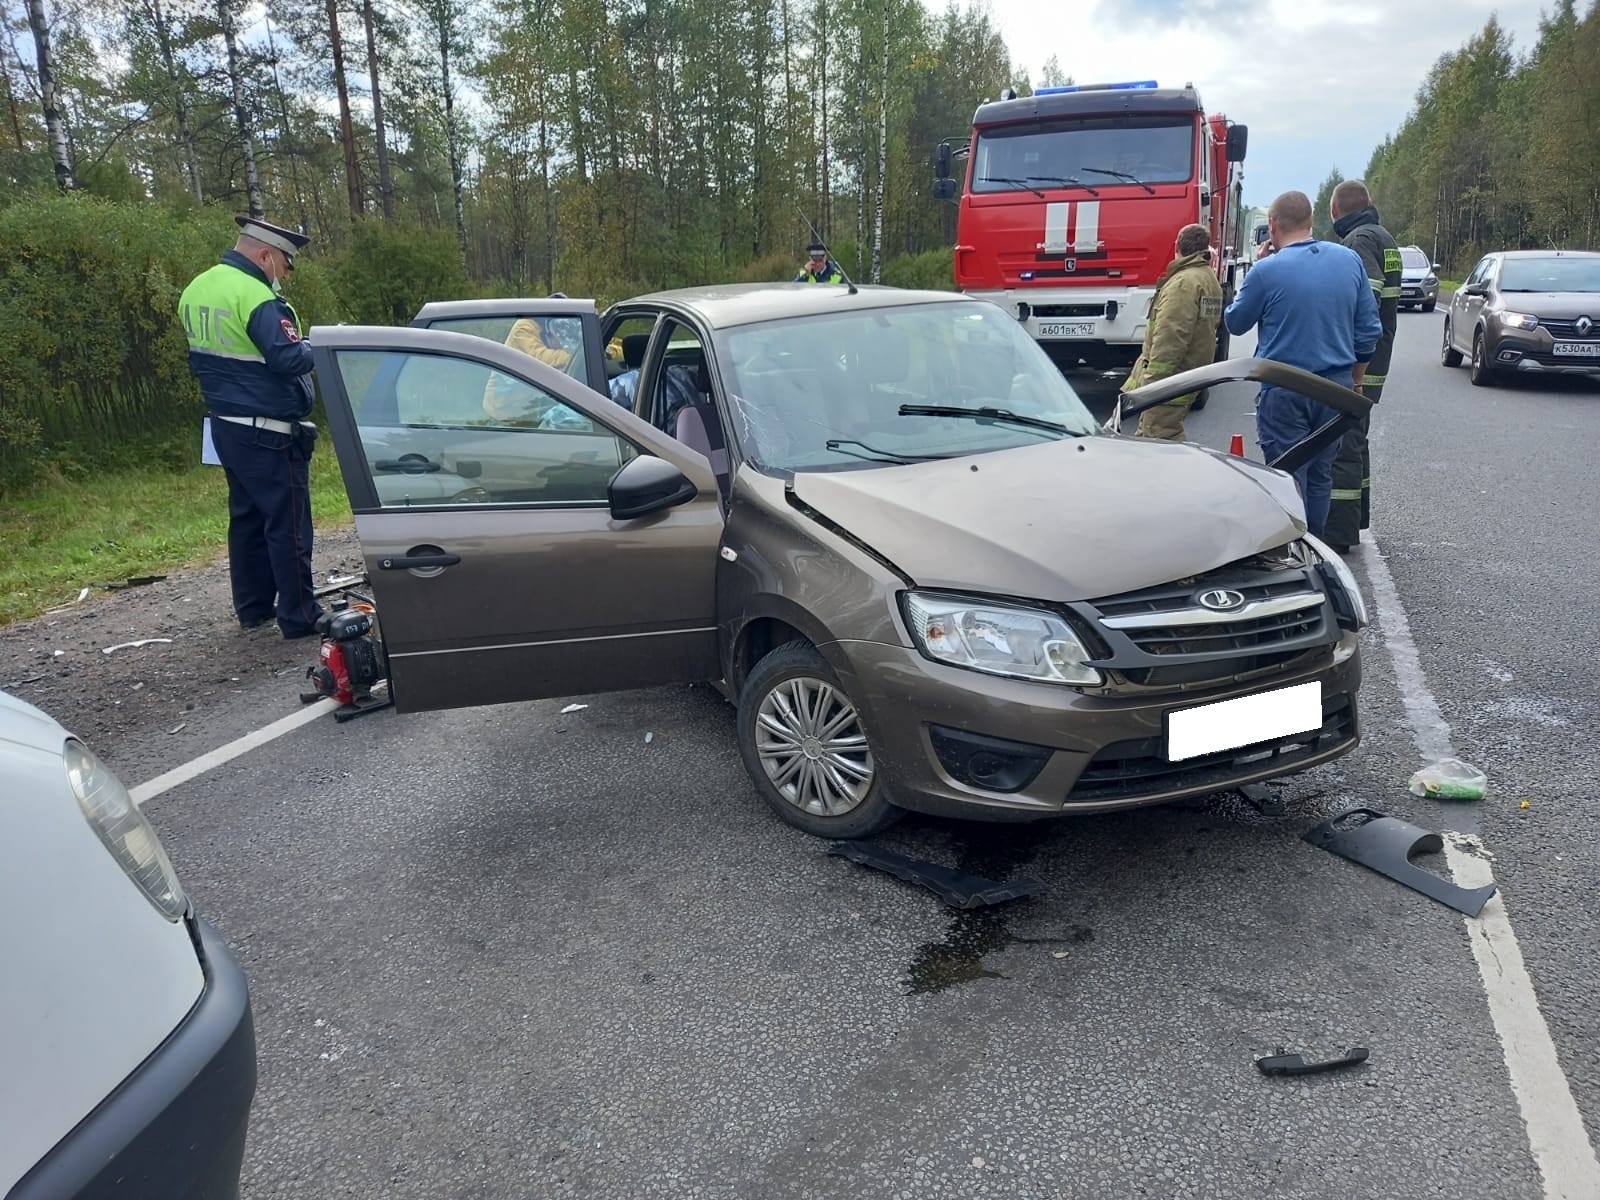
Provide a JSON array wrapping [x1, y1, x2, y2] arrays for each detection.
[[328, 220, 471, 325], [883, 247, 956, 291], [0, 193, 234, 493]]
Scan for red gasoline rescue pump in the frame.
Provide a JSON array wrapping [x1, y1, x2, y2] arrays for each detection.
[[300, 600, 391, 721]]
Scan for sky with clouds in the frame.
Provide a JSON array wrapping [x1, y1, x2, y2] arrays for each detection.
[[952, 0, 1560, 207]]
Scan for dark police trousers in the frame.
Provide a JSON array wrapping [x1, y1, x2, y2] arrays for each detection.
[[210, 417, 324, 638]]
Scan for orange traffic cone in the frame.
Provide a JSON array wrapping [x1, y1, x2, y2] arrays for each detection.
[[1229, 433, 1246, 457]]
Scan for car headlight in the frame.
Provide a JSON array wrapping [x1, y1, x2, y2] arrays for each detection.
[[1424, 275, 1438, 286], [902, 592, 1101, 685], [64, 738, 187, 921], [1501, 311, 1539, 331], [1301, 534, 1368, 632]]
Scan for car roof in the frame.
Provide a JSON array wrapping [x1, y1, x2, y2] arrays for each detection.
[[616, 283, 971, 331], [413, 297, 599, 323], [1491, 250, 1600, 260]]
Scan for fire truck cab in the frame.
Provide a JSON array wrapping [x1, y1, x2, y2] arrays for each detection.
[[934, 80, 1248, 375]]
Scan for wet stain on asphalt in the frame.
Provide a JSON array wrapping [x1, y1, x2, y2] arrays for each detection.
[[900, 822, 1085, 995]]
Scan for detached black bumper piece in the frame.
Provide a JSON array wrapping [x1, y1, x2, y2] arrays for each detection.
[[9, 918, 257, 1200], [828, 841, 1045, 909], [1303, 808, 1497, 917]]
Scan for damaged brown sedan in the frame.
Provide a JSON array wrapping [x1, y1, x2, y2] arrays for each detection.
[[310, 285, 1371, 837]]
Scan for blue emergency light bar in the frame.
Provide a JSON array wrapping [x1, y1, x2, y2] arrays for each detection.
[[1035, 80, 1159, 95]]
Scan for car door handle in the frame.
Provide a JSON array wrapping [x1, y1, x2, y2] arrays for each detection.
[[378, 553, 461, 570]]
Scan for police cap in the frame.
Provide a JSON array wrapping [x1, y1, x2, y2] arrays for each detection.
[[807, 242, 828, 257], [235, 215, 310, 259]]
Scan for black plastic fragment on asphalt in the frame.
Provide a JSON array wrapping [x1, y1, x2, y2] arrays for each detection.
[[827, 842, 1045, 909], [1303, 808, 1498, 917], [1255, 1047, 1370, 1077]]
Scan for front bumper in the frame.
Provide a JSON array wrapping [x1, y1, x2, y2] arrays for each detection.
[[1488, 329, 1600, 376], [828, 634, 1362, 820], [9, 918, 257, 1200], [1399, 281, 1438, 306], [965, 285, 1157, 350]]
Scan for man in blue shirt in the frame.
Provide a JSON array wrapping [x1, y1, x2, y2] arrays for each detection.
[[1223, 190, 1381, 538]]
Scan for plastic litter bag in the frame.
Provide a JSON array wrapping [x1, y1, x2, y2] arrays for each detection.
[[1408, 757, 1488, 801]]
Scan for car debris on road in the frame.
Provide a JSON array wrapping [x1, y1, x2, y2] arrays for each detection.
[[1303, 808, 1498, 917], [827, 841, 1044, 909]]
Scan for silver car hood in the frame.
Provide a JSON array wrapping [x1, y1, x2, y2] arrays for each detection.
[[790, 435, 1306, 602]]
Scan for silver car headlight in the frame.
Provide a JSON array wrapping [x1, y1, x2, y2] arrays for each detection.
[[1302, 534, 1368, 632], [1501, 311, 1539, 331], [902, 592, 1101, 685], [64, 738, 188, 921]]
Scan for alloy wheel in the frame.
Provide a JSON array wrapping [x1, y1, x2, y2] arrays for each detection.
[[754, 677, 875, 817]]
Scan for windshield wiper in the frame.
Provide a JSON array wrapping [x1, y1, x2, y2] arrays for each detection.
[[1026, 175, 1100, 195], [978, 175, 1046, 198], [897, 404, 1077, 437], [1081, 166, 1156, 195], [823, 438, 943, 464]]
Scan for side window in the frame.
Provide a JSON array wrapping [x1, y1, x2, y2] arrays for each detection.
[[335, 350, 635, 509], [603, 315, 657, 411], [1465, 257, 1492, 287], [650, 320, 710, 435], [427, 315, 589, 386]]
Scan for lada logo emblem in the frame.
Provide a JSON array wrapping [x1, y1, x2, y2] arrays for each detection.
[[1197, 588, 1246, 611], [1578, 316, 1593, 335]]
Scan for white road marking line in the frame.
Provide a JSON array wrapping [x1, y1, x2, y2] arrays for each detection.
[[130, 698, 338, 807], [1361, 528, 1600, 1199]]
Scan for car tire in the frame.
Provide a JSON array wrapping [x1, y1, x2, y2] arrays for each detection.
[[1441, 319, 1463, 368], [1422, 299, 1436, 313], [1470, 329, 1496, 387], [735, 641, 902, 839]]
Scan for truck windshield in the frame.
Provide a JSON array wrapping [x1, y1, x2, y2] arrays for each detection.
[[719, 301, 1100, 474], [971, 115, 1195, 194]]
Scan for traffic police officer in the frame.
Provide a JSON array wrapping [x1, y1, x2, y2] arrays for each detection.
[[179, 215, 323, 638], [794, 243, 846, 283], [1124, 223, 1225, 442], [1327, 179, 1401, 552]]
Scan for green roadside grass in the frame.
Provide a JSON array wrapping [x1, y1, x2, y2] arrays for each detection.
[[0, 435, 352, 626]]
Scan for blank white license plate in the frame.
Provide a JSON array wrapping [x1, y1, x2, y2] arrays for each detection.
[[1552, 342, 1600, 357], [1166, 682, 1322, 762], [1038, 322, 1095, 338]]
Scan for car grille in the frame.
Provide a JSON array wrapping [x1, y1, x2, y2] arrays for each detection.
[[1067, 553, 1337, 692], [1539, 318, 1598, 337], [1066, 694, 1356, 804], [1031, 303, 1106, 318]]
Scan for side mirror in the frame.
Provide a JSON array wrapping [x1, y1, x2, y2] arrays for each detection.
[[934, 141, 951, 180], [1432, 262, 1442, 272], [1463, 282, 1487, 297], [932, 178, 957, 201], [608, 454, 697, 521], [1226, 124, 1248, 163]]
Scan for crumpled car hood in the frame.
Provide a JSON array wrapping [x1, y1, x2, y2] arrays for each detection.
[[790, 435, 1305, 602]]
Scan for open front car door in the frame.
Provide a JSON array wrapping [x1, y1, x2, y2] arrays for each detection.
[[309, 324, 723, 713]]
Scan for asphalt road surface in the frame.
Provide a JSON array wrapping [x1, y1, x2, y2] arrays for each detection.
[[126, 313, 1600, 1199]]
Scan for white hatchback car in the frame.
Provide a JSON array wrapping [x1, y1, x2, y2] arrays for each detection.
[[0, 690, 255, 1199]]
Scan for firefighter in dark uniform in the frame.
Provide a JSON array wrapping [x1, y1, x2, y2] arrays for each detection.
[[178, 215, 324, 639], [1326, 180, 1400, 552]]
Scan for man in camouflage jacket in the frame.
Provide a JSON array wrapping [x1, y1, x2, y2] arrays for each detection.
[[1125, 223, 1225, 441]]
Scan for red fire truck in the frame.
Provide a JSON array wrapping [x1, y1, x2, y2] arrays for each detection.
[[933, 80, 1248, 376]]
